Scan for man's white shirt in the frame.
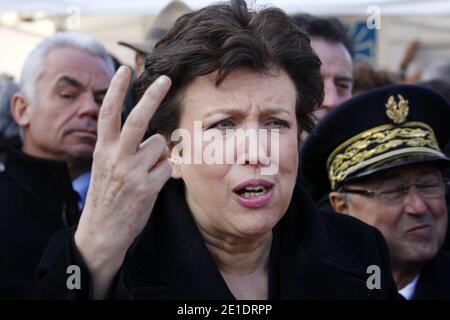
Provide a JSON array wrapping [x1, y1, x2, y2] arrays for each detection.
[[398, 274, 420, 300]]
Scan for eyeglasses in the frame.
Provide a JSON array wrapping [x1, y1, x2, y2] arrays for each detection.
[[340, 178, 450, 204]]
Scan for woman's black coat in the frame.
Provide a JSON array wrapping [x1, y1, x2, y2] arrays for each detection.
[[33, 179, 399, 299]]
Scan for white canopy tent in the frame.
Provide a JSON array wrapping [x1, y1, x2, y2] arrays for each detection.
[[1, 0, 450, 80], [1, 0, 450, 16]]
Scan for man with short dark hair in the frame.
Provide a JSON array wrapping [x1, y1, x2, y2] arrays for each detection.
[[301, 84, 450, 299], [0, 32, 114, 299], [118, 0, 191, 76], [293, 14, 354, 121]]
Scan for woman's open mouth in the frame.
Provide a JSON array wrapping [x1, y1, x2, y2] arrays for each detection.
[[232, 179, 274, 208]]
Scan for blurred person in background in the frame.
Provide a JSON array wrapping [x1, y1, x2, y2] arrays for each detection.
[[0, 75, 21, 166], [118, 1, 192, 121], [418, 80, 450, 102], [420, 60, 450, 85], [352, 62, 400, 96], [0, 32, 114, 299], [292, 14, 354, 122], [118, 0, 192, 77], [293, 14, 355, 203]]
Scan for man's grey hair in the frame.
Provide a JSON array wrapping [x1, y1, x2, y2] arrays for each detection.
[[20, 31, 115, 101], [0, 75, 20, 139]]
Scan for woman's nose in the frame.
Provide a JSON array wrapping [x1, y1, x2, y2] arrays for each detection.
[[236, 126, 272, 166]]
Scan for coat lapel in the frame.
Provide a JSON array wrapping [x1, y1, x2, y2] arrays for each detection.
[[124, 180, 374, 299], [276, 184, 372, 299], [124, 179, 234, 299], [412, 251, 450, 299], [278, 246, 371, 299]]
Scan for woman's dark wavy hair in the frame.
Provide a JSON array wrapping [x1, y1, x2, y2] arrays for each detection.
[[139, 0, 324, 138]]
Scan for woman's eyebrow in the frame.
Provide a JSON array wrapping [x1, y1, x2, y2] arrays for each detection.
[[203, 107, 291, 118], [259, 107, 292, 117], [203, 107, 248, 118]]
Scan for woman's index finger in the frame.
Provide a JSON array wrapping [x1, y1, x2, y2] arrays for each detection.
[[118, 75, 171, 157], [97, 66, 131, 147]]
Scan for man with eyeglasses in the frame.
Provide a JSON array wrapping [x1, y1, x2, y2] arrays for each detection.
[[301, 84, 450, 299]]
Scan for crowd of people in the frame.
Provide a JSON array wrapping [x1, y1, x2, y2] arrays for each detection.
[[0, 0, 450, 300]]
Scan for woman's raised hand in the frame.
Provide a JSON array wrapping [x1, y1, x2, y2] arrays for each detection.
[[74, 66, 172, 299]]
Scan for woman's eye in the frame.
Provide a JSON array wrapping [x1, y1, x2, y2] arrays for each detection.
[[209, 119, 235, 130]]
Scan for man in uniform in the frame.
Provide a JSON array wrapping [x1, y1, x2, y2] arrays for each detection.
[[301, 84, 450, 299]]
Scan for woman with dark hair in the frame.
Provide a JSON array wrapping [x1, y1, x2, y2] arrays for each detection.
[[34, 0, 398, 300]]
